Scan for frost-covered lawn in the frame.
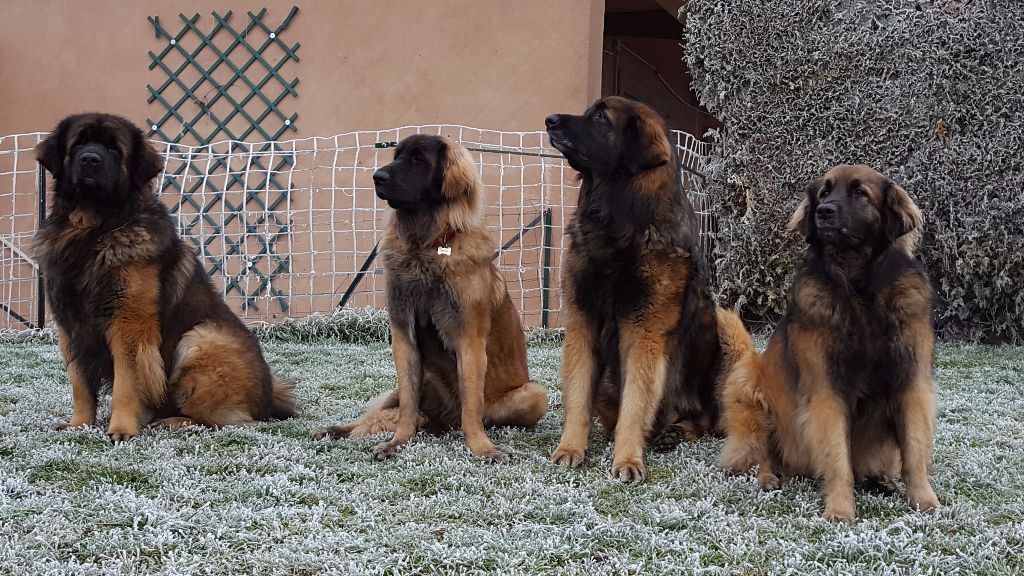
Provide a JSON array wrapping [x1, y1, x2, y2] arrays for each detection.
[[0, 339, 1022, 575]]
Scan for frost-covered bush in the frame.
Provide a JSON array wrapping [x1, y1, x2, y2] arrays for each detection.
[[686, 0, 1024, 342], [252, 308, 391, 343], [250, 308, 565, 345], [0, 309, 566, 345]]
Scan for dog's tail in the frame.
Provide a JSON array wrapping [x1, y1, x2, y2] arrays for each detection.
[[716, 308, 756, 374], [269, 378, 297, 420], [715, 309, 768, 474]]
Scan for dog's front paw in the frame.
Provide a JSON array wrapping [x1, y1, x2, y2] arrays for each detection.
[[310, 425, 350, 440], [908, 487, 940, 513], [550, 444, 587, 468], [823, 502, 856, 524], [861, 474, 900, 495], [371, 439, 406, 460], [610, 457, 646, 484], [56, 420, 93, 431], [650, 427, 684, 453], [107, 426, 139, 443], [473, 443, 513, 464], [757, 469, 782, 491], [652, 421, 702, 452]]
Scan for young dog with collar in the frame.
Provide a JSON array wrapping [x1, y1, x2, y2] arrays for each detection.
[[312, 135, 547, 461]]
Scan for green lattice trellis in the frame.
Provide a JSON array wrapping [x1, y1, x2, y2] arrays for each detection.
[[146, 7, 300, 312]]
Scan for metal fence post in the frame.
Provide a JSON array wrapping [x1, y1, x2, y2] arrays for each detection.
[[36, 164, 46, 329], [540, 208, 552, 329]]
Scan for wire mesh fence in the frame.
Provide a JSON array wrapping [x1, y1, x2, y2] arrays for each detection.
[[0, 126, 711, 331], [0, 132, 46, 332]]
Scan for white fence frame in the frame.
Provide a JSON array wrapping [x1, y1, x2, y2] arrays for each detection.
[[0, 127, 710, 331]]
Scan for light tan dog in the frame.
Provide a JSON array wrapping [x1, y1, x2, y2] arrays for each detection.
[[312, 135, 547, 461]]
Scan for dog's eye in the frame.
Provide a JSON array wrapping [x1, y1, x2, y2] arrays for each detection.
[[817, 188, 828, 199], [855, 187, 870, 199], [595, 110, 607, 122], [107, 146, 119, 155]]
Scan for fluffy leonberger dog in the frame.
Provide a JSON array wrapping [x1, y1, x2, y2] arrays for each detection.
[[718, 164, 939, 522], [311, 135, 547, 462], [34, 113, 295, 441], [545, 97, 728, 482]]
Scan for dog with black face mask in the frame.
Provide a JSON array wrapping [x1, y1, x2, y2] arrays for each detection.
[[312, 135, 546, 462], [717, 164, 939, 523], [34, 113, 294, 442]]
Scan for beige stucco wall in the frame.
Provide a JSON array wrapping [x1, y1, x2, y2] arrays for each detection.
[[1, 2, 609, 329], [0, 0, 605, 138]]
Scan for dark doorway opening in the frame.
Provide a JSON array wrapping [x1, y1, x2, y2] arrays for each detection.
[[603, 0, 721, 138]]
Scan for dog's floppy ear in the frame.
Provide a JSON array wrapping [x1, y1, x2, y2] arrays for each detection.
[[623, 110, 671, 174], [437, 138, 483, 231], [882, 178, 923, 249], [36, 118, 73, 179], [440, 139, 479, 200], [129, 127, 164, 191], [787, 179, 819, 242]]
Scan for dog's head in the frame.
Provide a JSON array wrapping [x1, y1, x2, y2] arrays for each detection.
[[36, 113, 163, 205], [372, 134, 481, 216], [545, 96, 671, 178], [789, 164, 923, 254]]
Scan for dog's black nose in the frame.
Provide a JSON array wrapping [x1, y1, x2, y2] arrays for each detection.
[[544, 114, 561, 128], [372, 169, 389, 186], [79, 151, 101, 167], [816, 204, 838, 221]]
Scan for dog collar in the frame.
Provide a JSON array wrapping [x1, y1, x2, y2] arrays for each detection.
[[430, 230, 455, 256]]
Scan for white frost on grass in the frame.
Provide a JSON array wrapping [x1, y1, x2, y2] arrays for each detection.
[[0, 341, 1022, 575]]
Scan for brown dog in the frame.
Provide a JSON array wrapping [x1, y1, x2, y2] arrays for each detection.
[[545, 97, 725, 482], [718, 164, 939, 522], [311, 135, 547, 461], [34, 113, 295, 441]]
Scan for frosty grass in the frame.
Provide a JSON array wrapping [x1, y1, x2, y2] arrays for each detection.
[[0, 337, 1021, 575]]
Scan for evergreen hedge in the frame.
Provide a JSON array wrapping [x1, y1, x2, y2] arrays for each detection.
[[686, 0, 1024, 342]]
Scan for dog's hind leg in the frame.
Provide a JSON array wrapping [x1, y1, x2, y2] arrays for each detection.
[[311, 391, 401, 440], [650, 416, 704, 452], [714, 308, 768, 472], [717, 371, 771, 474], [484, 381, 548, 429], [150, 416, 197, 430]]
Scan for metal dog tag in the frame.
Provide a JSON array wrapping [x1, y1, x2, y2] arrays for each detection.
[[437, 246, 452, 256]]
